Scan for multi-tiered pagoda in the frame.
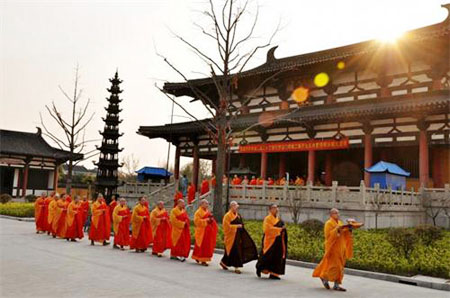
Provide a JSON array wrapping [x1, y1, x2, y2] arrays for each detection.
[[95, 71, 124, 201]]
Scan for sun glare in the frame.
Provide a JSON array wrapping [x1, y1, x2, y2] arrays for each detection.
[[376, 29, 404, 43]]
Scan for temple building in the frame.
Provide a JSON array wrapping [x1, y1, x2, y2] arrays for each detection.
[[139, 4, 450, 190], [0, 128, 82, 197]]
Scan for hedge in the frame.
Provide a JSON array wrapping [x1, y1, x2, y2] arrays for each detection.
[[0, 202, 35, 218]]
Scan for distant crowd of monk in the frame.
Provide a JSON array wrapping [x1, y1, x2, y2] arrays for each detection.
[[34, 189, 357, 291]]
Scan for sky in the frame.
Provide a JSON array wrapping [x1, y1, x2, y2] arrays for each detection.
[[1, 0, 448, 171]]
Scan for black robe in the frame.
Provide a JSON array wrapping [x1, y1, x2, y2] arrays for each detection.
[[255, 220, 288, 275], [221, 215, 258, 268]]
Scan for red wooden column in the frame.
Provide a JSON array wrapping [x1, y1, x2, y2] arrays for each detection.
[[174, 145, 181, 180], [307, 150, 315, 184], [211, 158, 216, 176], [363, 123, 373, 186], [324, 153, 333, 186], [22, 161, 30, 197], [192, 141, 200, 190], [278, 153, 286, 179], [418, 120, 430, 187], [432, 147, 443, 188], [260, 152, 268, 179]]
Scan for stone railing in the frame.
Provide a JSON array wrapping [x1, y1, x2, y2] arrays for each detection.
[[117, 181, 175, 206]]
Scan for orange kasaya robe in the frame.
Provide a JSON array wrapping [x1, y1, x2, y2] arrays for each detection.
[[54, 199, 70, 238], [173, 191, 183, 207], [150, 207, 172, 254], [187, 185, 196, 204], [249, 179, 257, 186], [113, 204, 131, 247], [130, 204, 153, 250], [109, 200, 117, 219], [89, 200, 111, 242], [34, 196, 47, 232], [200, 180, 209, 195], [170, 207, 191, 258], [268, 179, 274, 186], [232, 177, 242, 185], [192, 207, 218, 263], [47, 199, 58, 235], [313, 218, 353, 284], [65, 201, 84, 239]]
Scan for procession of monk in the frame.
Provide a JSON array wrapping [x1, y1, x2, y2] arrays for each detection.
[[34, 190, 358, 292]]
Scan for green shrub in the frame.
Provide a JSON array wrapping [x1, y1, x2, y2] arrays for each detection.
[[386, 228, 419, 259], [300, 219, 324, 238], [0, 202, 35, 217], [414, 225, 444, 246], [25, 194, 37, 203], [0, 194, 12, 204]]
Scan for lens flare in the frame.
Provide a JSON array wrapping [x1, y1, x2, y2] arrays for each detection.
[[337, 61, 345, 70], [292, 86, 309, 103], [258, 111, 275, 128], [314, 72, 329, 88]]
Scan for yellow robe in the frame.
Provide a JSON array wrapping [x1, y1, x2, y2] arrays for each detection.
[[223, 211, 239, 255], [131, 204, 147, 239], [193, 207, 209, 247], [170, 207, 186, 246], [113, 205, 128, 235], [312, 218, 353, 284], [262, 214, 282, 254], [47, 199, 57, 226]]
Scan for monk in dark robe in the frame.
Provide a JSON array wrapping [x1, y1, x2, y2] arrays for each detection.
[[80, 196, 90, 232], [256, 204, 287, 280], [150, 201, 172, 257], [65, 195, 84, 241], [34, 192, 48, 233], [170, 199, 190, 262], [112, 198, 131, 250], [313, 208, 354, 291], [220, 201, 258, 274], [192, 199, 218, 266], [89, 194, 111, 246], [130, 196, 153, 253]]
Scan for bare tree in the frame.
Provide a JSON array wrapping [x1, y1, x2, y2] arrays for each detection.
[[120, 154, 140, 182], [40, 65, 97, 193], [157, 0, 280, 220], [422, 190, 449, 227], [288, 190, 303, 224]]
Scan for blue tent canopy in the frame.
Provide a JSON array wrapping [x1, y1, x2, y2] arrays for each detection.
[[365, 161, 410, 177], [136, 167, 172, 182]]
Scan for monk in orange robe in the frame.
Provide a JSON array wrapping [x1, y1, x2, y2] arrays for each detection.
[[192, 199, 218, 266], [268, 178, 274, 185], [34, 192, 48, 233], [65, 195, 84, 241], [220, 201, 257, 273], [89, 194, 111, 246], [150, 201, 172, 257], [200, 179, 209, 195], [249, 176, 257, 186], [256, 204, 287, 280], [47, 194, 58, 236], [109, 195, 117, 220], [53, 195, 70, 238], [170, 199, 190, 262], [231, 175, 242, 185], [113, 198, 131, 250], [313, 208, 353, 291], [130, 196, 153, 253], [173, 190, 183, 207], [187, 183, 196, 204]]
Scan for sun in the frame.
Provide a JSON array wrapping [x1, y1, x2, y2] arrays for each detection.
[[376, 29, 405, 44]]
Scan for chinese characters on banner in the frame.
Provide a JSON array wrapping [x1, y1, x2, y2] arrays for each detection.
[[238, 138, 349, 153]]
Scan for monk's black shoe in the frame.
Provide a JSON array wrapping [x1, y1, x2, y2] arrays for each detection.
[[269, 275, 280, 280], [91, 240, 94, 246], [321, 279, 330, 289], [103, 241, 110, 246], [256, 269, 261, 278], [170, 256, 178, 260]]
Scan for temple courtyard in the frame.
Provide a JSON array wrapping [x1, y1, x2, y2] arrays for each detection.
[[0, 218, 447, 298]]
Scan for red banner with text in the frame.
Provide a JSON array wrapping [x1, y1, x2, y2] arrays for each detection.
[[238, 138, 349, 153]]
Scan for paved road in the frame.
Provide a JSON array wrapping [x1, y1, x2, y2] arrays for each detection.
[[0, 219, 448, 298]]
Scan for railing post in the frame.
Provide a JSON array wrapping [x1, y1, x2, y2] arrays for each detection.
[[306, 180, 312, 202], [332, 180, 338, 205], [283, 183, 287, 201], [262, 182, 266, 201], [242, 184, 246, 200], [360, 180, 366, 206]]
